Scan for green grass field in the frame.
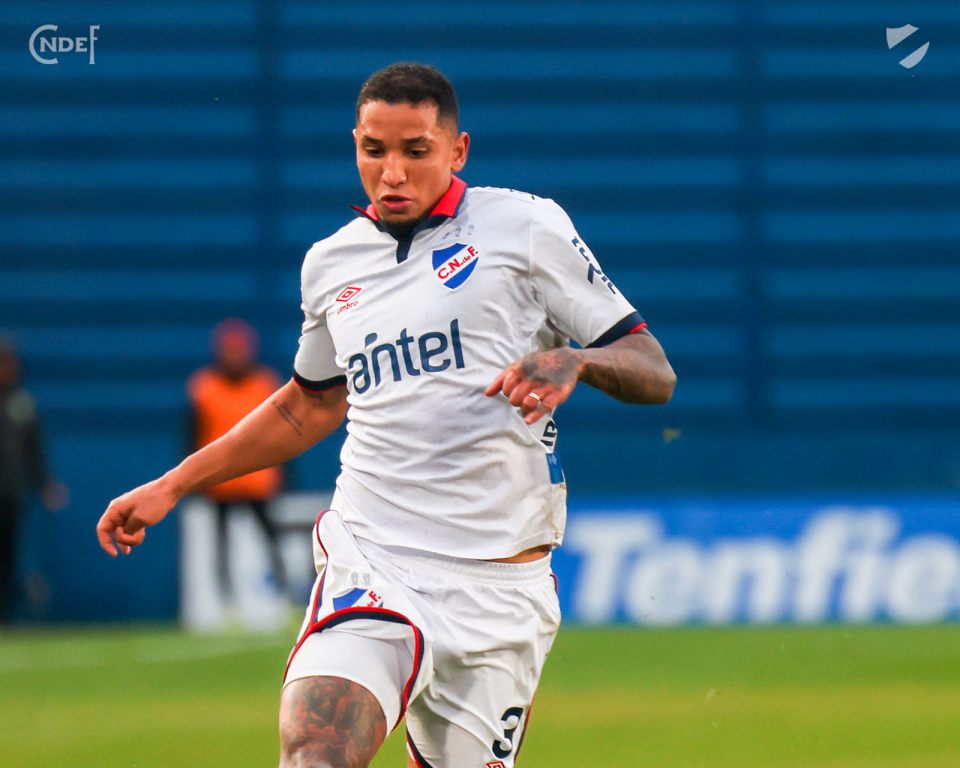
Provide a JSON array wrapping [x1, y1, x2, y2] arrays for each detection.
[[1, 623, 959, 767]]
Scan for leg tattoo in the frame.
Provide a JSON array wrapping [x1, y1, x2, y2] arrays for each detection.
[[280, 676, 386, 768]]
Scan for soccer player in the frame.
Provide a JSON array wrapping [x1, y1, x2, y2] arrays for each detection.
[[97, 63, 676, 768]]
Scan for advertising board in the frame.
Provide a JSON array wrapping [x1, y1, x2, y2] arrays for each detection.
[[554, 496, 960, 625]]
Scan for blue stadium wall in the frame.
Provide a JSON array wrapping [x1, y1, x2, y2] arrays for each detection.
[[1, 2, 959, 622]]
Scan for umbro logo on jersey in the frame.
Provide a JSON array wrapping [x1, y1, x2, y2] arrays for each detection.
[[336, 286, 361, 314], [432, 243, 478, 289], [486, 762, 507, 768], [336, 286, 361, 302]]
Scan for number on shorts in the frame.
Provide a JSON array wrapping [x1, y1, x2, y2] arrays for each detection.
[[492, 706, 525, 759]]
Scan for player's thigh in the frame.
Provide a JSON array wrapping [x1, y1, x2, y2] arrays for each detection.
[[406, 655, 540, 768], [406, 577, 560, 767], [279, 675, 387, 768]]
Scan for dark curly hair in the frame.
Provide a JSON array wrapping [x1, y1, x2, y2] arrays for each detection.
[[356, 62, 459, 130]]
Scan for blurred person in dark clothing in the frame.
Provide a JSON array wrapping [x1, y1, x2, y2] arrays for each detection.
[[187, 319, 288, 601], [0, 342, 68, 621]]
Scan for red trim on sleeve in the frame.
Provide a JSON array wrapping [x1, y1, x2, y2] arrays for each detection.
[[629, 322, 647, 334]]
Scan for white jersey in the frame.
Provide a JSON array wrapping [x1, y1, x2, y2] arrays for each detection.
[[293, 177, 642, 559]]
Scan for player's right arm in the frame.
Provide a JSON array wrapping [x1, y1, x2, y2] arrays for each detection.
[[96, 380, 347, 556]]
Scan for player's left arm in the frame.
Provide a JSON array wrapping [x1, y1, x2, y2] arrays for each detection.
[[486, 328, 675, 424]]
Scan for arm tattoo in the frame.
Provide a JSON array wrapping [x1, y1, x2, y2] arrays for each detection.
[[579, 344, 641, 401], [520, 347, 581, 388], [280, 676, 386, 768], [272, 399, 304, 437], [579, 331, 676, 404]]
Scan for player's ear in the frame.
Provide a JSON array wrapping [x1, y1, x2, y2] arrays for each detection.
[[450, 131, 469, 172], [352, 127, 358, 146]]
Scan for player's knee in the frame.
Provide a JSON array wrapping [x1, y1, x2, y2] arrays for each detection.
[[279, 676, 387, 768]]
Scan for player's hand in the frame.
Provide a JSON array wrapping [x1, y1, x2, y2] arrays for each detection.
[[486, 348, 583, 424], [96, 477, 179, 557]]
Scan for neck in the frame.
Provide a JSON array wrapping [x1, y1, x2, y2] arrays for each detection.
[[381, 213, 428, 240]]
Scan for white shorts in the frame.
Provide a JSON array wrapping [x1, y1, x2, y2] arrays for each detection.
[[284, 506, 562, 768]]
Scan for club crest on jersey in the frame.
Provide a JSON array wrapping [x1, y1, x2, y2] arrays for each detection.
[[331, 587, 383, 612], [432, 243, 478, 289]]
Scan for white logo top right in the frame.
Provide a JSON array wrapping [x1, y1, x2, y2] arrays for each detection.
[[886, 24, 930, 69]]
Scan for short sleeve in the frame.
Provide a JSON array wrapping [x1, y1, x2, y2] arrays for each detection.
[[529, 199, 644, 348], [292, 304, 346, 393]]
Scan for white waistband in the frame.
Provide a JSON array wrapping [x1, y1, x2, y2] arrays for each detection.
[[356, 535, 553, 586]]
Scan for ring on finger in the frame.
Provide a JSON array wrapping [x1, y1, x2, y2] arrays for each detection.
[[529, 392, 545, 410]]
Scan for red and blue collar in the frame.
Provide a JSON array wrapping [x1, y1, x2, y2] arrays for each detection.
[[352, 176, 467, 263], [352, 175, 467, 224]]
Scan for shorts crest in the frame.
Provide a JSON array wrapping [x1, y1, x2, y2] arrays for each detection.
[[332, 587, 384, 611]]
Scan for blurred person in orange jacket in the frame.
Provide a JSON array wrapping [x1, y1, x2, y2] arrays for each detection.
[[0, 341, 68, 622], [187, 319, 287, 601]]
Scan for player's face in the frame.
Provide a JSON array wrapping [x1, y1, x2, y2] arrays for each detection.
[[354, 100, 469, 225]]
